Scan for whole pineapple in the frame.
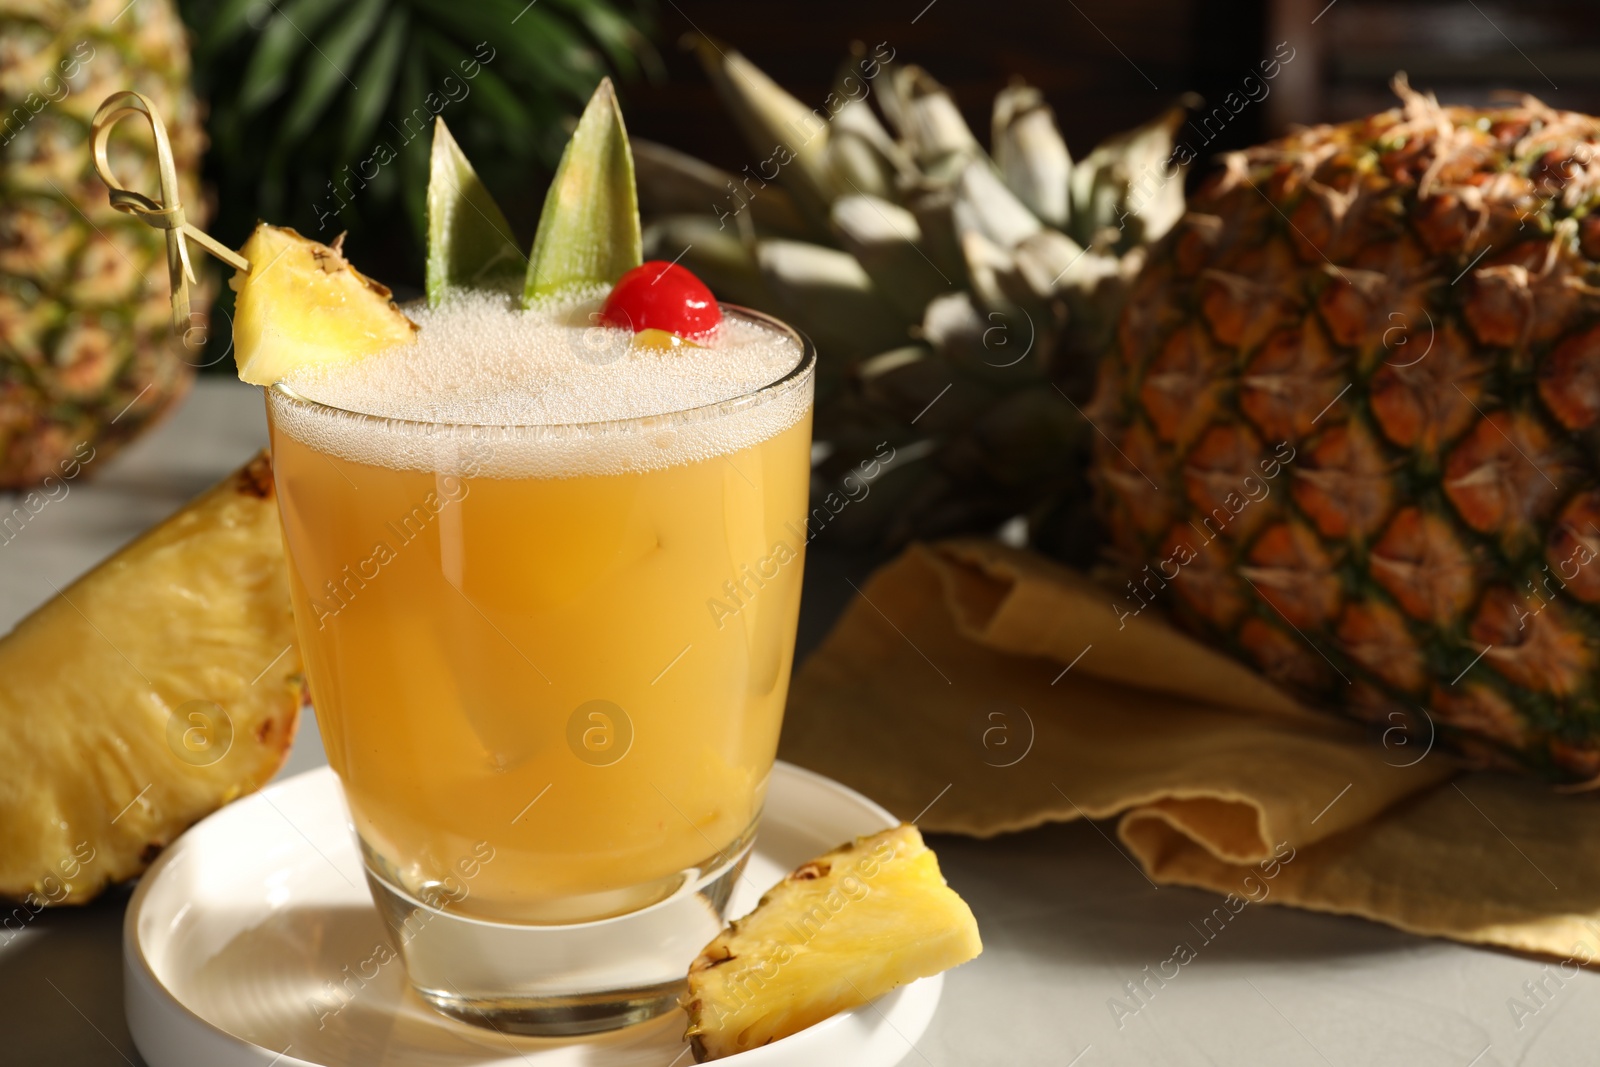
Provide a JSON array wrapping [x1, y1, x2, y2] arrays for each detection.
[[1093, 77, 1600, 781], [0, 0, 205, 487]]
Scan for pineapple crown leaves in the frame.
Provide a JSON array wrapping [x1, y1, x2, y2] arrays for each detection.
[[665, 41, 1195, 374], [1066, 99, 1197, 252], [888, 64, 983, 180], [524, 77, 642, 303], [687, 33, 841, 236], [631, 44, 1196, 553], [178, 0, 658, 247], [425, 117, 522, 303], [424, 80, 642, 306], [992, 82, 1072, 230]]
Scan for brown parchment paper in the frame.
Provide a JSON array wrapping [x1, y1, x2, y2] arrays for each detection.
[[780, 540, 1600, 961]]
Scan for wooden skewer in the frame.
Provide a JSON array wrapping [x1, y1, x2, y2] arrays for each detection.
[[89, 91, 252, 338]]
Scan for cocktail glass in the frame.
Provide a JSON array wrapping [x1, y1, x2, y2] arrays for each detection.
[[264, 307, 814, 1035]]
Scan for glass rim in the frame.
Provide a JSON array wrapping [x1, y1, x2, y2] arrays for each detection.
[[266, 303, 816, 437]]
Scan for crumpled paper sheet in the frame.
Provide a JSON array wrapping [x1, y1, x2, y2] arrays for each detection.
[[779, 539, 1600, 962]]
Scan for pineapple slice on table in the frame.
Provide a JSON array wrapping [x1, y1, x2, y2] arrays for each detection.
[[0, 453, 304, 906], [683, 824, 981, 1060], [230, 224, 418, 387]]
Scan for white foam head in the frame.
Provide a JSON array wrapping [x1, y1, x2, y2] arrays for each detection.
[[266, 288, 812, 478]]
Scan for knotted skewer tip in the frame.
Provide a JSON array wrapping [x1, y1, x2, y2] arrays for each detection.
[[89, 90, 252, 343]]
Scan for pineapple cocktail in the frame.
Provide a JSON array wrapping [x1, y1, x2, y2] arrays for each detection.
[[231, 82, 816, 1035], [266, 288, 812, 918]]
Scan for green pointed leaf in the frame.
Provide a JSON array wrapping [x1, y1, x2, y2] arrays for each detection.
[[277, 0, 386, 146], [1068, 100, 1194, 251], [754, 239, 908, 361], [632, 137, 809, 237], [885, 66, 981, 179], [547, 0, 662, 80], [195, 0, 268, 61], [992, 83, 1071, 229], [237, 0, 343, 115], [413, 0, 601, 97], [428, 118, 525, 305], [830, 194, 945, 322], [690, 37, 838, 237], [644, 215, 775, 309], [523, 78, 641, 304], [341, 9, 408, 157]]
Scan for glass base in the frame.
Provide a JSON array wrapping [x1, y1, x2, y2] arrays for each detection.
[[362, 823, 757, 1037], [416, 982, 685, 1037]]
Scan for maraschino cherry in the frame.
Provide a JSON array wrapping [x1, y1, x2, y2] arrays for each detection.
[[599, 261, 722, 340]]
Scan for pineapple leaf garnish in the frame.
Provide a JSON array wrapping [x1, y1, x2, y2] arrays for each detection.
[[523, 77, 641, 304], [426, 118, 524, 305]]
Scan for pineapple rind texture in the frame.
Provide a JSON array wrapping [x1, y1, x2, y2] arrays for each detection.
[[0, 0, 207, 488], [231, 224, 419, 387], [682, 824, 981, 1060], [0, 452, 303, 905], [1094, 79, 1600, 781]]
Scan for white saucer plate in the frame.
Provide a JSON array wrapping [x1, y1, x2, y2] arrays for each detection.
[[124, 761, 941, 1067]]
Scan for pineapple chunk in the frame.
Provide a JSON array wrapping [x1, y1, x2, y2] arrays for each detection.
[[230, 224, 417, 386], [633, 328, 702, 351], [683, 825, 981, 1060], [0, 452, 304, 905]]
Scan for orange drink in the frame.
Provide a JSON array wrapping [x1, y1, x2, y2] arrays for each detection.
[[263, 291, 815, 1029]]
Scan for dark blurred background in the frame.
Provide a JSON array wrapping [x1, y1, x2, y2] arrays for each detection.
[[625, 0, 1600, 175], [182, 0, 1600, 300], [625, 0, 1269, 171]]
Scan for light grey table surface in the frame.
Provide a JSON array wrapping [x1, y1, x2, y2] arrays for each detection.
[[0, 378, 1594, 1067]]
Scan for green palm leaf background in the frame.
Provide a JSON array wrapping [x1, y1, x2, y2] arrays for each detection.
[[178, 0, 656, 305]]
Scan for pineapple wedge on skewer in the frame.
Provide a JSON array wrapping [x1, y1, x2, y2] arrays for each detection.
[[0, 452, 304, 905], [231, 224, 418, 387], [683, 824, 981, 1060]]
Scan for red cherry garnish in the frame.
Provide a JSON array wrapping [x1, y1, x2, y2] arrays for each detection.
[[598, 261, 722, 339]]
